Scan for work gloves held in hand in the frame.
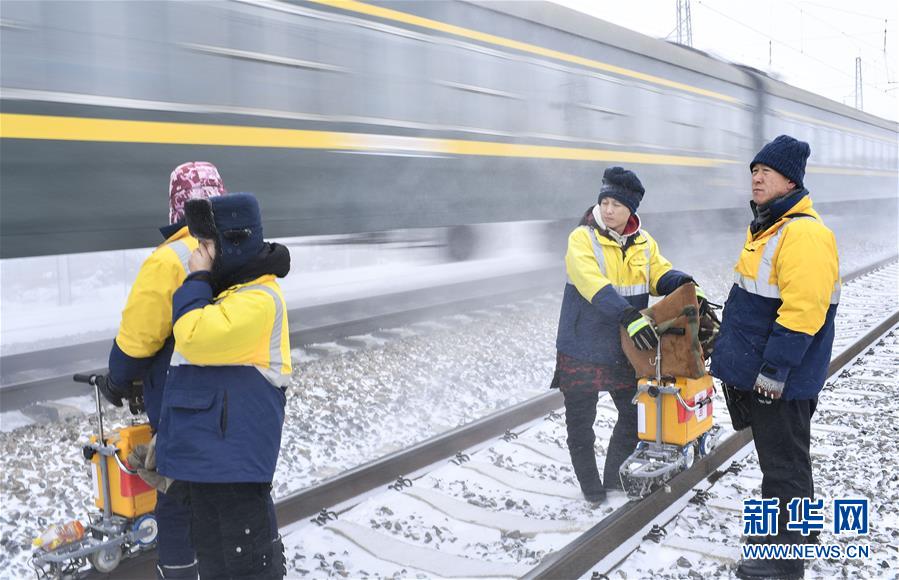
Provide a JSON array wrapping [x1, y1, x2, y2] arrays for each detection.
[[621, 307, 659, 351], [127, 435, 175, 494]]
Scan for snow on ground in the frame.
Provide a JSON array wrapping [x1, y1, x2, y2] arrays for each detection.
[[280, 410, 632, 578], [594, 326, 899, 580], [0, 223, 895, 578]]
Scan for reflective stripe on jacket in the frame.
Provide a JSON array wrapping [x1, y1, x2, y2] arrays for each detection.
[[108, 225, 197, 427], [555, 223, 691, 366], [710, 195, 840, 399], [157, 273, 291, 483]]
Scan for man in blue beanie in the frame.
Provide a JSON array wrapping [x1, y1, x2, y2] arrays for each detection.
[[711, 136, 840, 580]]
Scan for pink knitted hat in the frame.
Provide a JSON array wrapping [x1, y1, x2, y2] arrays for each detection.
[[168, 161, 226, 224]]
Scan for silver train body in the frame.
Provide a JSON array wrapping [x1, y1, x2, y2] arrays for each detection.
[[1, 0, 896, 259]]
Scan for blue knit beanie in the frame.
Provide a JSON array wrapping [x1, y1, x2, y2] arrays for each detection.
[[750, 135, 811, 187], [597, 166, 645, 214]]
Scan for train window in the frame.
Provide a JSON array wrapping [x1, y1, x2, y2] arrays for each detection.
[[426, 44, 463, 129], [664, 93, 702, 152], [825, 130, 834, 166], [312, 21, 358, 119], [420, 43, 519, 134], [0, 2, 46, 91], [525, 65, 566, 138], [835, 132, 845, 166], [166, 2, 234, 107], [626, 86, 660, 149], [563, 73, 588, 140], [32, 3, 99, 95], [708, 103, 727, 154], [228, 10, 309, 112], [363, 34, 431, 125], [811, 127, 822, 165], [581, 76, 629, 144], [499, 59, 530, 134], [85, 3, 170, 102]]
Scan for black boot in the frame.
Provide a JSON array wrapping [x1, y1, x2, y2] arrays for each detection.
[[736, 532, 804, 580], [735, 557, 803, 580], [569, 444, 605, 502], [156, 561, 199, 579]]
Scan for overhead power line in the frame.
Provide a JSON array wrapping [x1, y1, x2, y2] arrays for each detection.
[[695, 0, 893, 95], [785, 0, 890, 58], [797, 1, 890, 21]]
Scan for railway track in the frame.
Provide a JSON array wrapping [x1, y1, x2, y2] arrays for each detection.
[[94, 257, 897, 578], [582, 322, 899, 579]]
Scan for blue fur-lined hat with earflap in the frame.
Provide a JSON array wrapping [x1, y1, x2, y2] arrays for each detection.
[[185, 192, 265, 284]]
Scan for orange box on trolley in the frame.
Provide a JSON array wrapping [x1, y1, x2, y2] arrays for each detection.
[[636, 374, 714, 446], [90, 423, 156, 518]]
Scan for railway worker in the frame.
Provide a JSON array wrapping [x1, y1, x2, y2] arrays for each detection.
[[102, 161, 227, 579], [553, 166, 703, 504], [156, 192, 291, 579], [711, 135, 840, 580]]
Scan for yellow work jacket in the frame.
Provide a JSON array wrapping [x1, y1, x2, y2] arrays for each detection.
[[712, 194, 841, 399], [159, 273, 291, 482], [109, 225, 197, 427], [557, 220, 692, 365], [115, 226, 197, 358]]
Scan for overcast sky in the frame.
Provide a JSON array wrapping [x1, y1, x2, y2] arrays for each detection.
[[552, 0, 898, 122]]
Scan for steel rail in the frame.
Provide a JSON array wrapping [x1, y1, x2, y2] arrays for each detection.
[[524, 261, 899, 579], [84, 257, 897, 579]]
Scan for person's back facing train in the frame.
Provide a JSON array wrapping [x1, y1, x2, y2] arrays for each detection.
[[104, 161, 226, 579], [156, 192, 291, 579]]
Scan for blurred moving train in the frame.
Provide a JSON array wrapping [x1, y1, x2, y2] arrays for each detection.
[[1, 0, 896, 260]]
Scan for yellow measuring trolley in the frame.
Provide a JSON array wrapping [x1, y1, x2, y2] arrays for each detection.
[[618, 284, 722, 498]]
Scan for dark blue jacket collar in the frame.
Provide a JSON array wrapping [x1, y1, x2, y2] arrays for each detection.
[[749, 188, 808, 235], [159, 221, 185, 240]]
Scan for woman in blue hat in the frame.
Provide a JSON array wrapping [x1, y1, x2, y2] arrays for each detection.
[[553, 167, 703, 503]]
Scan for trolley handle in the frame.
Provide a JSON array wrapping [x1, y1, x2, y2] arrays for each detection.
[[73, 373, 99, 385], [114, 452, 139, 476], [675, 390, 712, 413]]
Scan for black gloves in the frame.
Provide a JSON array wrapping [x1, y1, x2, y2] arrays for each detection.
[[694, 285, 722, 359], [96, 375, 127, 407], [96, 375, 144, 414], [621, 307, 659, 351], [694, 285, 711, 317]]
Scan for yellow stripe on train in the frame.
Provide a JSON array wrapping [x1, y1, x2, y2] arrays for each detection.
[[0, 113, 736, 167], [3, 113, 895, 175]]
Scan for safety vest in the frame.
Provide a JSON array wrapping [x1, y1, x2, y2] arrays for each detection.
[[733, 214, 841, 307], [170, 276, 292, 388]]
